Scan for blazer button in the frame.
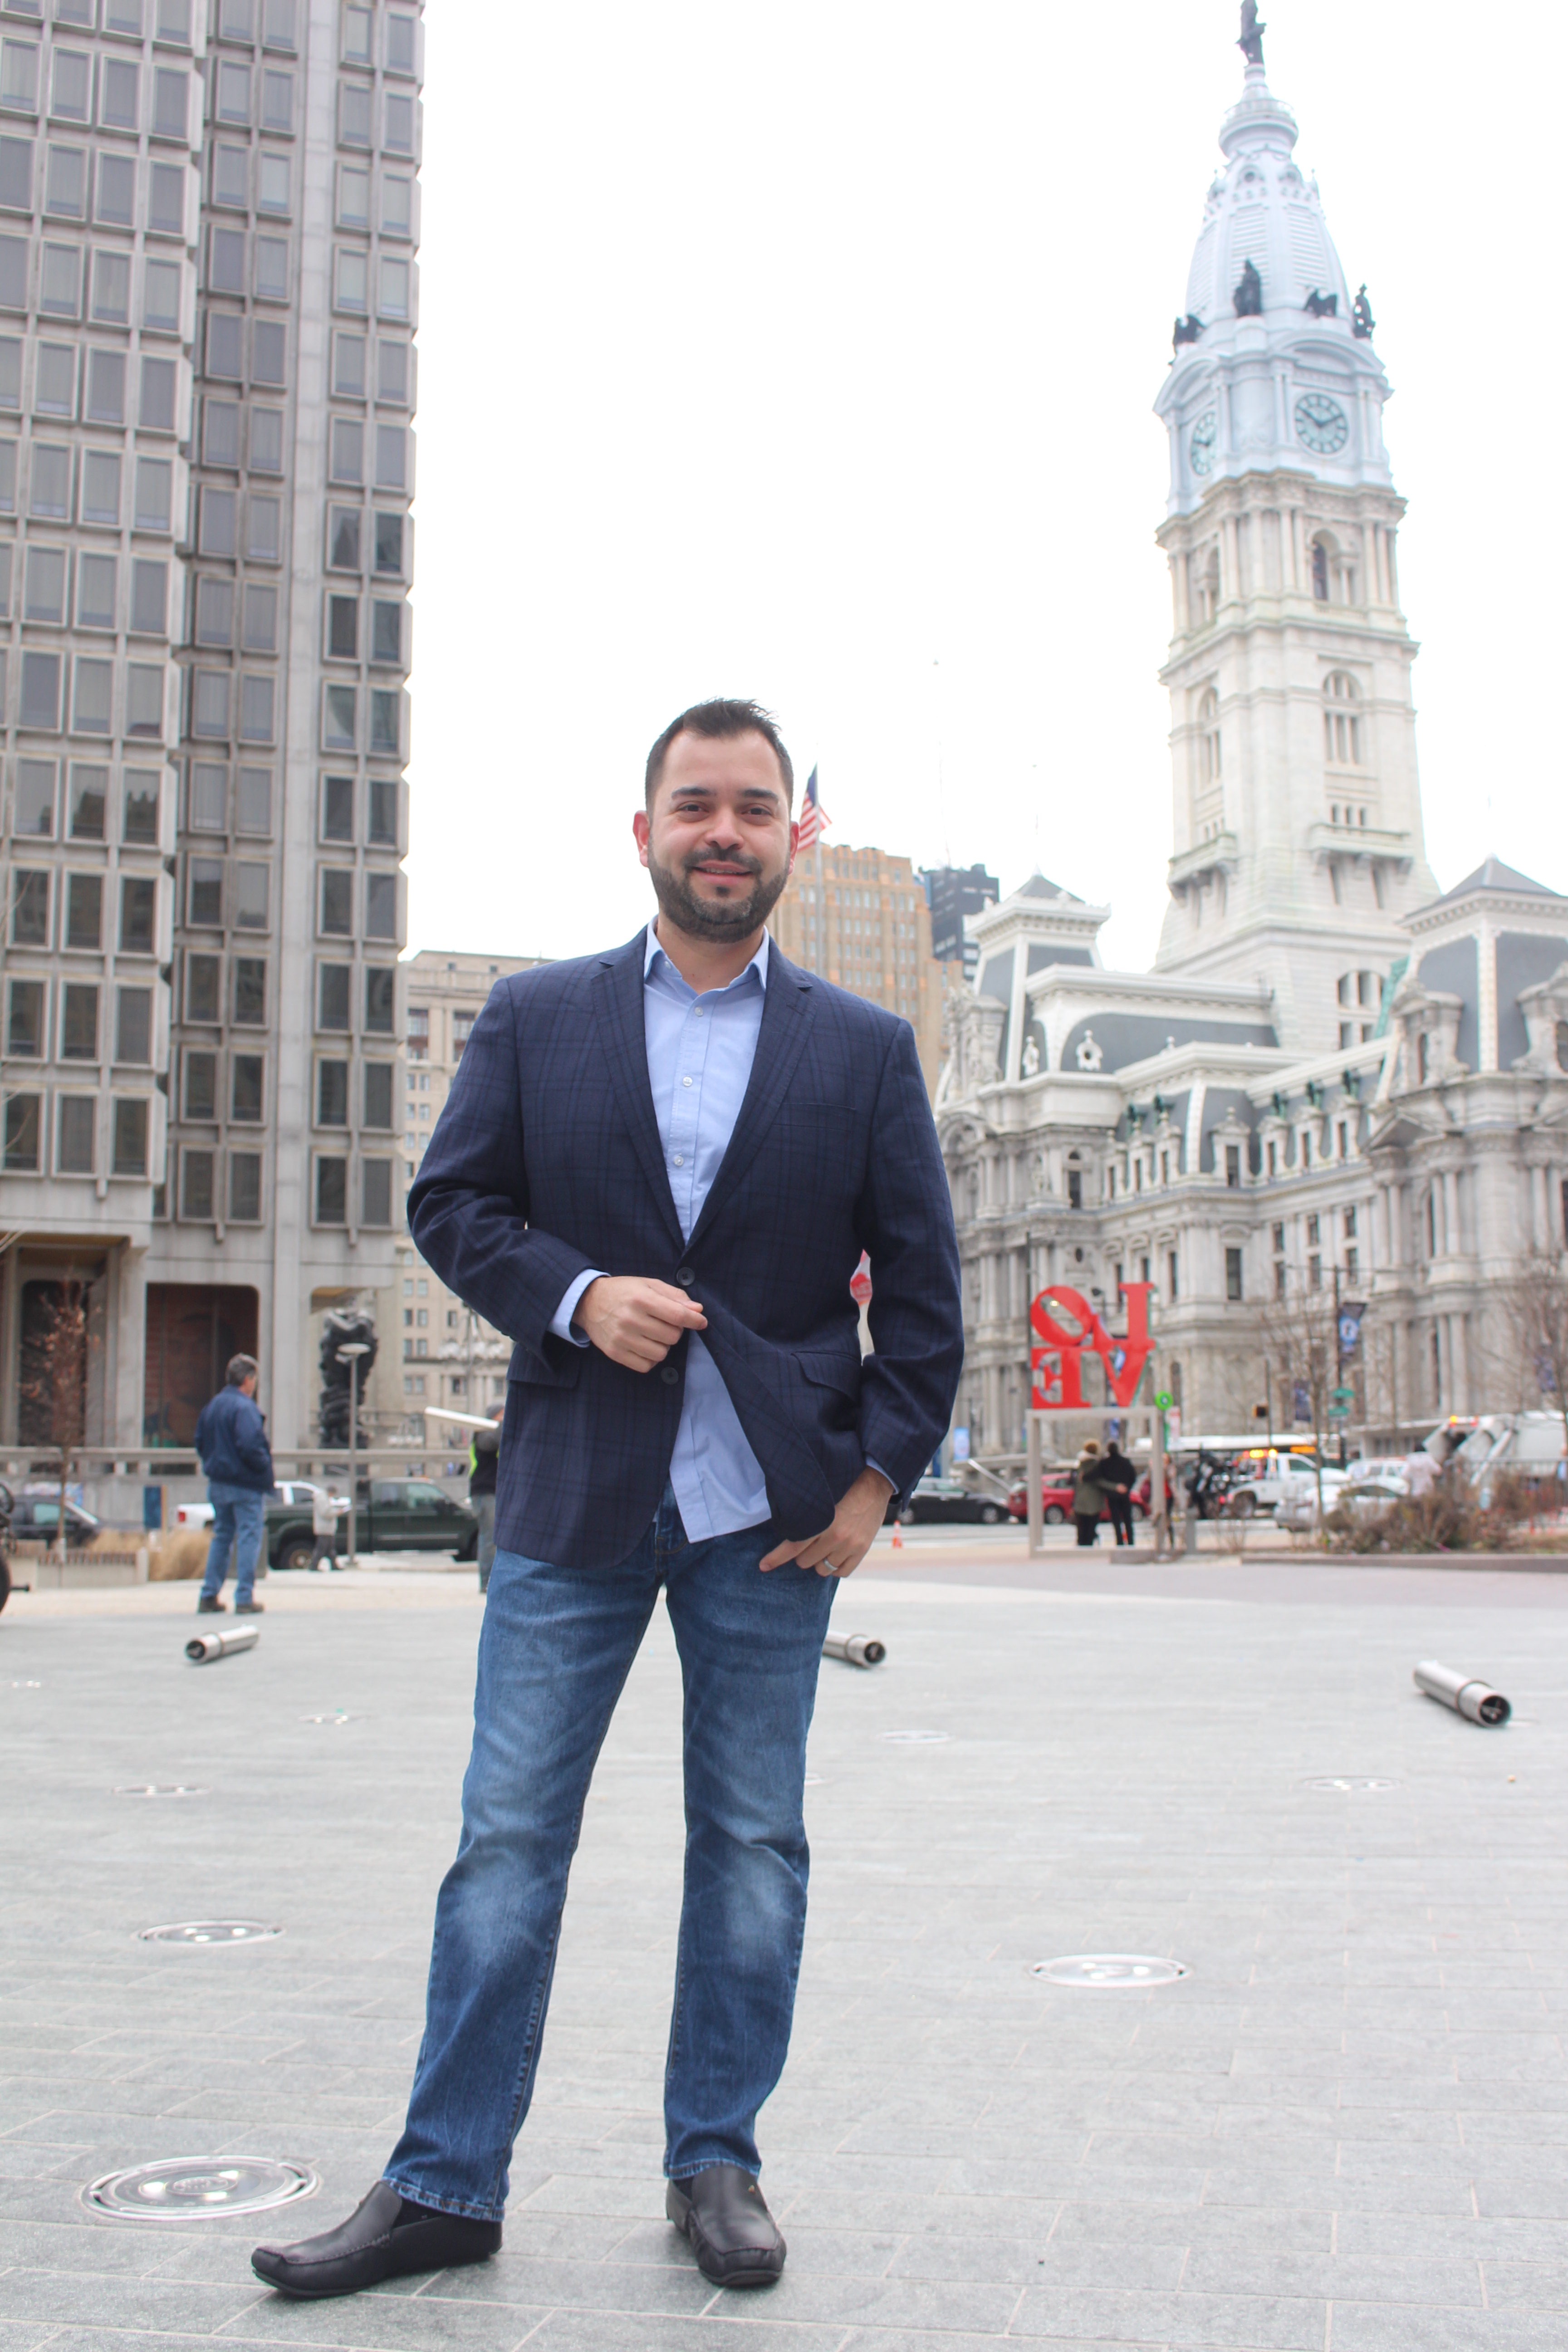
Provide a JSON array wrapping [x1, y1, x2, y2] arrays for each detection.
[[660, 1365, 680, 1385], [675, 1266, 695, 1287]]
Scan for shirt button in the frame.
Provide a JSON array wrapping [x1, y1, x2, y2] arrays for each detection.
[[660, 1364, 680, 1385], [676, 1266, 695, 1287], [681, 1075, 693, 1087], [672, 1154, 685, 1167]]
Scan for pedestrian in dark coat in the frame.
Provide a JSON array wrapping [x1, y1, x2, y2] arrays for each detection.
[[1073, 1439, 1105, 1547], [1098, 1441, 1137, 1546]]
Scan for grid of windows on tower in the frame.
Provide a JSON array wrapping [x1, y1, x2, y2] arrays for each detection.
[[0, 1, 421, 1217]]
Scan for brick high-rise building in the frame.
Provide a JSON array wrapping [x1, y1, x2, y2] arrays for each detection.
[[769, 839, 948, 1096], [0, 0, 422, 1452]]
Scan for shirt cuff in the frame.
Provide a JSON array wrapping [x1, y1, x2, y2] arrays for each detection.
[[865, 1458, 897, 1492], [550, 1268, 606, 1348]]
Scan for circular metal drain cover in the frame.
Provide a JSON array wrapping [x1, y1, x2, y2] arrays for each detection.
[[1303, 1776, 1400, 1793], [882, 1730, 949, 1744], [138, 1920, 282, 1947], [1032, 1954, 1190, 1988], [113, 1785, 207, 1799], [83, 2156, 318, 2221]]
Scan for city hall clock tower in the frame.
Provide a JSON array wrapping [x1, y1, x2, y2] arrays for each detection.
[[1151, 11, 1437, 1052]]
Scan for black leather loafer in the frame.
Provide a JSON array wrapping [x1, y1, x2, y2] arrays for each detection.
[[666, 2165, 785, 2288], [251, 2180, 500, 2299]]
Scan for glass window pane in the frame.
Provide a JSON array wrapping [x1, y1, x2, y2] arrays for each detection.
[[113, 1097, 149, 1175], [367, 775, 397, 845], [362, 1158, 392, 1226], [254, 235, 286, 299], [369, 688, 399, 756], [256, 150, 289, 213], [332, 329, 364, 397], [251, 316, 285, 382], [101, 58, 139, 130], [328, 593, 357, 657], [336, 160, 368, 226], [7, 976, 44, 1050], [318, 866, 352, 935], [187, 855, 222, 926], [191, 669, 229, 738], [44, 140, 83, 215], [185, 951, 220, 1020], [24, 544, 66, 620], [143, 257, 181, 330], [246, 492, 280, 559], [59, 1096, 95, 1174], [232, 956, 266, 1024], [208, 224, 244, 293], [328, 505, 360, 570], [202, 397, 240, 465], [126, 662, 165, 738], [148, 159, 184, 232], [370, 599, 402, 665], [69, 764, 106, 837], [139, 354, 176, 429], [10, 872, 49, 946], [235, 764, 271, 833], [373, 509, 403, 575], [96, 149, 134, 224], [181, 1148, 213, 1219], [376, 338, 408, 402], [365, 870, 396, 940], [316, 1058, 348, 1125], [239, 672, 274, 742], [115, 986, 152, 1063], [241, 582, 276, 651], [188, 761, 226, 828], [199, 485, 235, 554], [119, 875, 156, 952], [50, 49, 89, 122], [20, 647, 62, 727], [229, 1149, 261, 1219], [363, 1061, 392, 1127], [322, 681, 355, 748], [13, 755, 55, 833], [377, 255, 409, 318], [61, 979, 98, 1055], [0, 333, 19, 405], [315, 1155, 346, 1224], [321, 775, 352, 838], [86, 347, 125, 423], [249, 405, 283, 470], [317, 961, 350, 1030], [130, 558, 167, 634], [122, 770, 159, 842], [0, 135, 32, 211], [4, 1093, 41, 1169], [65, 871, 102, 945], [134, 455, 172, 527], [235, 860, 268, 928], [196, 574, 233, 645], [364, 965, 394, 1034], [82, 448, 120, 524], [29, 443, 71, 518], [185, 1052, 216, 1118]]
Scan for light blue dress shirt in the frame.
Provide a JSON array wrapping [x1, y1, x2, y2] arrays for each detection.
[[550, 924, 772, 1540]]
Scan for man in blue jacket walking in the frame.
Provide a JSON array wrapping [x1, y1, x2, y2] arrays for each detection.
[[193, 1353, 274, 1615]]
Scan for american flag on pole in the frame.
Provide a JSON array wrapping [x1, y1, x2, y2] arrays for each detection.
[[796, 764, 829, 851]]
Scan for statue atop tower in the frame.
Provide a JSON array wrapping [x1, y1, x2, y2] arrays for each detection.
[[1148, 10, 1437, 1044]]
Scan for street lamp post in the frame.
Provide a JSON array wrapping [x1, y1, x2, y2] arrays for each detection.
[[336, 1342, 370, 1566]]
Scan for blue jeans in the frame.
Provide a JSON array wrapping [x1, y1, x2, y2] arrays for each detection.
[[384, 1486, 837, 2220], [199, 1483, 267, 1604]]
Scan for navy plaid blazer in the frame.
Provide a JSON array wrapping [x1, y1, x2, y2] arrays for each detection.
[[407, 929, 964, 1569]]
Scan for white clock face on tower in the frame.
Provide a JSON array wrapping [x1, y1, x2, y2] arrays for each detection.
[[1294, 392, 1349, 454], [1189, 412, 1218, 475]]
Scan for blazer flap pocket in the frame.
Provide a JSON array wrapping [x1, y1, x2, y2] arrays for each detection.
[[797, 1351, 862, 1399], [508, 1338, 584, 1390]]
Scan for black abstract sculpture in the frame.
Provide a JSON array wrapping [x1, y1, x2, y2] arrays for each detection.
[[1172, 313, 1204, 350], [1233, 258, 1263, 317], [1352, 283, 1375, 339], [1304, 288, 1338, 318], [319, 1307, 377, 1446], [1238, 0, 1266, 66]]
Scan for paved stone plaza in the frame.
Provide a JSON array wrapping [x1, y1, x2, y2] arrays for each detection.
[[1, 1551, 1566, 2350]]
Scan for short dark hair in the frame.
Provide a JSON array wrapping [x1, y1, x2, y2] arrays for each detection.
[[227, 1352, 259, 1387], [644, 699, 794, 808]]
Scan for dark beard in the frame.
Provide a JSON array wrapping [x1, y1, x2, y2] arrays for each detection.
[[646, 843, 790, 943]]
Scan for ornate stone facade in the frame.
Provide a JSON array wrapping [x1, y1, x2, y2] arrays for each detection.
[[937, 39, 1568, 1465]]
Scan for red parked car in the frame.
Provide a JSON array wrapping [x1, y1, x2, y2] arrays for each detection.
[[1006, 1478, 1149, 1527]]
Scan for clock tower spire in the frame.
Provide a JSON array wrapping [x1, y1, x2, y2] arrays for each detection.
[[1150, 8, 1436, 1050]]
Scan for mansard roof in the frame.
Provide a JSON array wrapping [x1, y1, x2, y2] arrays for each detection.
[[1422, 857, 1566, 910]]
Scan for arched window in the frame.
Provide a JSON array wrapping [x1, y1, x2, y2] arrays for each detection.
[[1311, 538, 1330, 601], [1196, 686, 1221, 787], [1417, 1030, 1430, 1085], [1323, 672, 1363, 764], [1337, 969, 1379, 1049]]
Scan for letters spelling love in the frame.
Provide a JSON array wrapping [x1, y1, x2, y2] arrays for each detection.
[[1029, 1284, 1154, 1410]]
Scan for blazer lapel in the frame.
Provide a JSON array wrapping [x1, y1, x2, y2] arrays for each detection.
[[687, 951, 818, 1251], [591, 936, 686, 1257]]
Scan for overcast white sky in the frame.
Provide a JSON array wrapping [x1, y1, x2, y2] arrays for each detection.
[[404, 0, 1568, 974]]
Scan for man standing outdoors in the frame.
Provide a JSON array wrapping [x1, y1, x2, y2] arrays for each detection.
[[253, 700, 963, 2301], [193, 1353, 273, 1615]]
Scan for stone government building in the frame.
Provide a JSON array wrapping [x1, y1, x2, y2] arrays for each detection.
[[939, 25, 1568, 1462]]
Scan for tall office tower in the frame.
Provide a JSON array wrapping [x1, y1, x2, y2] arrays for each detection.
[[0, 0, 421, 1453], [769, 840, 947, 1095], [921, 862, 998, 976]]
